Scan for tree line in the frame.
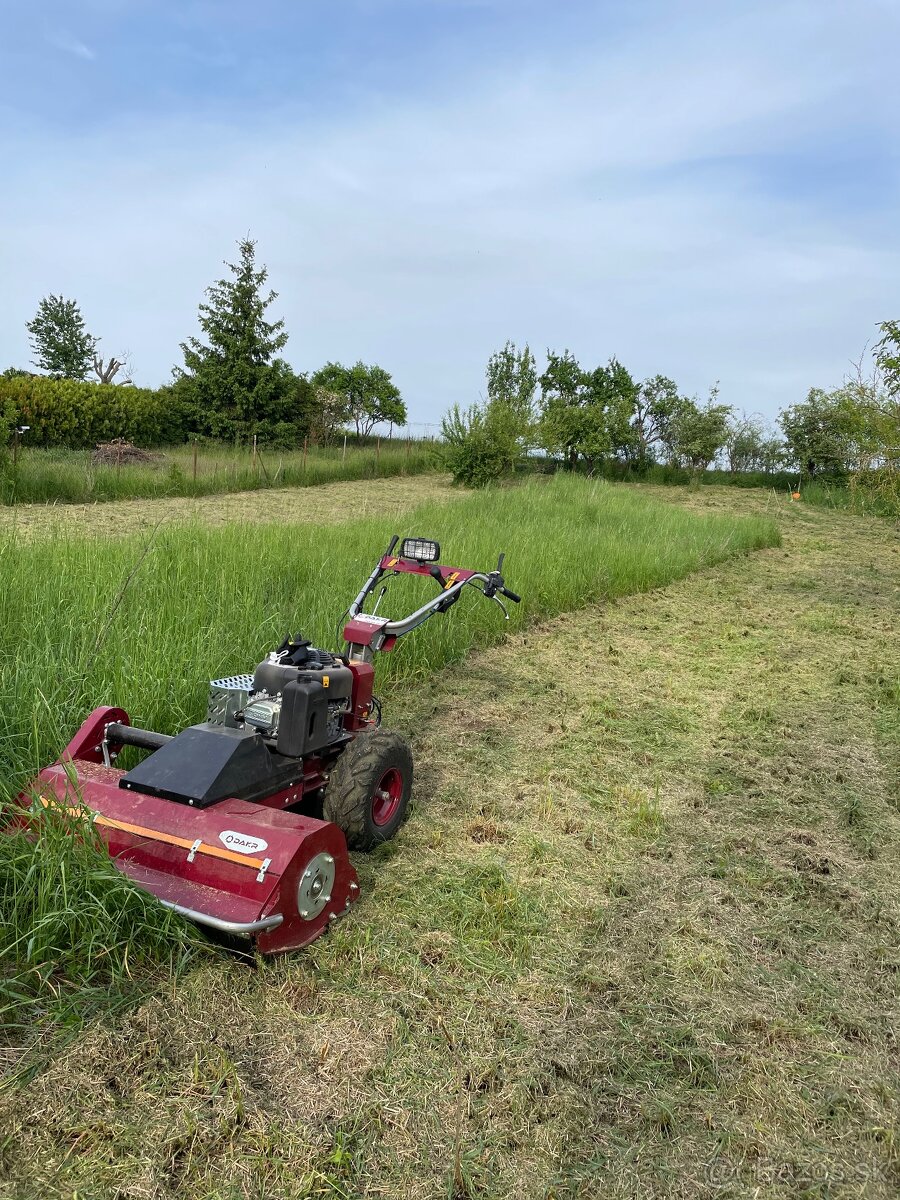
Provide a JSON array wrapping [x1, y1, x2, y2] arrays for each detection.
[[440, 335, 900, 490], [2, 238, 407, 448]]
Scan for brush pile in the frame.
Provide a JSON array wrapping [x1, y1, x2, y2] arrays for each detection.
[[91, 439, 162, 467]]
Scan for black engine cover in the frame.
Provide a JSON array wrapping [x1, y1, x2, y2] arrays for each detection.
[[119, 724, 301, 807]]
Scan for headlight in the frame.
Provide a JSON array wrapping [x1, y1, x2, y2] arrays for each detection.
[[401, 536, 441, 562]]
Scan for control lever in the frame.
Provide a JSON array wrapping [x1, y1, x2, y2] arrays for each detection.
[[490, 593, 510, 621]]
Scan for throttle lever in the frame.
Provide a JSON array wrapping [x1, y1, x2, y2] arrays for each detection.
[[490, 593, 510, 621]]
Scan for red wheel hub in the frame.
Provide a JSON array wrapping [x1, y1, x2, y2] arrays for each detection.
[[372, 767, 403, 826]]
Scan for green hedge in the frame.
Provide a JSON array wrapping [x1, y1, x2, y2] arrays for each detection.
[[0, 376, 190, 448]]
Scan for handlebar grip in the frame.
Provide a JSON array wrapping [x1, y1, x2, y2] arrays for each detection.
[[500, 587, 521, 604], [386, 535, 399, 554]]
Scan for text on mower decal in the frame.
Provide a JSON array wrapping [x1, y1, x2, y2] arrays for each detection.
[[218, 830, 269, 855]]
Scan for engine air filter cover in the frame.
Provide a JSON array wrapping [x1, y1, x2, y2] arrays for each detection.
[[207, 675, 254, 728]]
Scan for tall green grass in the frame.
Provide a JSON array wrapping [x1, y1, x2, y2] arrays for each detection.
[[0, 440, 436, 505], [0, 475, 778, 1039], [0, 802, 200, 1037], [551, 458, 900, 519], [800, 475, 900, 519]]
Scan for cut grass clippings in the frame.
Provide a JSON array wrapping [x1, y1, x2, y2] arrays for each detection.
[[0, 473, 462, 541]]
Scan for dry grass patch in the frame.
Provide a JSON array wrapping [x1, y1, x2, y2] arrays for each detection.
[[0, 473, 460, 541]]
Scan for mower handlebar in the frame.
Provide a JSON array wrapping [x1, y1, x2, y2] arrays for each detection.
[[345, 540, 521, 647], [379, 571, 493, 637]]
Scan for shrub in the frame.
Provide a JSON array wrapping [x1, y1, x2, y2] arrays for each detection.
[[0, 375, 192, 448], [439, 400, 526, 487], [848, 466, 900, 518]]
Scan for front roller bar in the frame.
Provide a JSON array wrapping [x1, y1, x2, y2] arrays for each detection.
[[160, 900, 284, 936]]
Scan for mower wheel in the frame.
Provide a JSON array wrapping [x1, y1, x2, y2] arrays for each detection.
[[323, 729, 413, 850]]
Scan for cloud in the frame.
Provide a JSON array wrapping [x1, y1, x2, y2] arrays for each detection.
[[47, 30, 96, 60], [3, 0, 898, 425]]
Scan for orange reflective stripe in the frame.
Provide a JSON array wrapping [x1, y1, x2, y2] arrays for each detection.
[[94, 814, 268, 870], [38, 795, 267, 871]]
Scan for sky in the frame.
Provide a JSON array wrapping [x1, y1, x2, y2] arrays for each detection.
[[1, 0, 898, 427]]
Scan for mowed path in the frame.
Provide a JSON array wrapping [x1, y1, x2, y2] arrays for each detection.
[[2, 489, 898, 1200], [0, 473, 459, 539]]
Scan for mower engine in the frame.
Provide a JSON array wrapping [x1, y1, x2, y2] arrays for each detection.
[[208, 636, 355, 756]]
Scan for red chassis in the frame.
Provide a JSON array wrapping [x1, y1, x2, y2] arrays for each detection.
[[28, 703, 362, 955]]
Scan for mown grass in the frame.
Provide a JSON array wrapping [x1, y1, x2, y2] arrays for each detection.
[[0, 475, 777, 1054], [0, 473, 462, 541], [0, 440, 435, 505]]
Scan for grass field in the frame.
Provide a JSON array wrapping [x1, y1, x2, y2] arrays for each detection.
[[0, 475, 777, 795], [0, 474, 462, 540], [0, 477, 775, 1041], [0, 440, 435, 506], [2, 479, 897, 1198]]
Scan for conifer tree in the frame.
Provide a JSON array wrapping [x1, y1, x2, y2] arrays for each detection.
[[177, 238, 290, 438]]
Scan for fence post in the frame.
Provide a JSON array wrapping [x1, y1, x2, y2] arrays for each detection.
[[302, 436, 308, 473], [342, 433, 347, 463], [376, 436, 381, 473], [252, 434, 258, 474], [192, 440, 198, 483]]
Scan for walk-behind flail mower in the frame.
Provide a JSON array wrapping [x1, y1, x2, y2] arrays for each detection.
[[21, 536, 520, 955]]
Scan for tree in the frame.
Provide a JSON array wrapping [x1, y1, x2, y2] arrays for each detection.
[[92, 352, 133, 385], [176, 238, 290, 440], [582, 358, 636, 462], [538, 350, 589, 468], [664, 388, 732, 471], [26, 295, 95, 380], [309, 385, 351, 444], [875, 320, 900, 395], [630, 375, 681, 464], [725, 413, 784, 474], [485, 342, 537, 429], [310, 361, 406, 436], [538, 351, 636, 468], [779, 387, 867, 476]]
